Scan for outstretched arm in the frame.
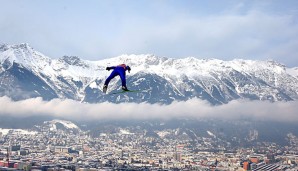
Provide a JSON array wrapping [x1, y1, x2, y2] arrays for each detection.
[[106, 66, 116, 71]]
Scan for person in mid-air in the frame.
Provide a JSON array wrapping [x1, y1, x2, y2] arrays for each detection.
[[103, 64, 131, 93]]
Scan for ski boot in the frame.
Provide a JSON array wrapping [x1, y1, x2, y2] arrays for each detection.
[[122, 86, 129, 91], [103, 85, 108, 94]]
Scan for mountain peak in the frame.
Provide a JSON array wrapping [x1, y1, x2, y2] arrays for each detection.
[[0, 44, 9, 52], [0, 43, 51, 70], [59, 55, 87, 66], [12, 43, 31, 49], [0, 43, 32, 51]]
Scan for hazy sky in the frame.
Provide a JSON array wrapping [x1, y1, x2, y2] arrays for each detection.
[[1, 0, 298, 67]]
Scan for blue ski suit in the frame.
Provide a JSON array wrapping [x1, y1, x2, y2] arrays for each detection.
[[104, 64, 131, 87]]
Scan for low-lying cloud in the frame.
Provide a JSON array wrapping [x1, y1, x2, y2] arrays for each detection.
[[0, 96, 297, 123]]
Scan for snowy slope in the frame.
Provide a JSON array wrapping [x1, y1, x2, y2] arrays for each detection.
[[0, 128, 37, 136], [1, 43, 298, 104], [287, 67, 298, 78], [43, 119, 81, 132]]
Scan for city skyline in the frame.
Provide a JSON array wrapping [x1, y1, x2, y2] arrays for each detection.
[[1, 118, 298, 170]]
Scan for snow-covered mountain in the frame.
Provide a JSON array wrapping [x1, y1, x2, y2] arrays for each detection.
[[1, 43, 298, 104], [36, 119, 82, 134], [0, 128, 37, 136], [44, 119, 80, 131]]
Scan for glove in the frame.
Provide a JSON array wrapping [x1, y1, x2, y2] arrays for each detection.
[[106, 67, 111, 71], [127, 66, 131, 73]]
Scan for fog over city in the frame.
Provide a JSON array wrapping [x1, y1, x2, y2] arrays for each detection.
[[0, 96, 297, 122]]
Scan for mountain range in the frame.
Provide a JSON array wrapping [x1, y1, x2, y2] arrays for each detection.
[[1, 43, 298, 105]]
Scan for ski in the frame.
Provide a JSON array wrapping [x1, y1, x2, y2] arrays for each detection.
[[110, 90, 140, 94]]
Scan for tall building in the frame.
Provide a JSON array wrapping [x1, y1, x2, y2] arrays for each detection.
[[243, 161, 250, 171], [174, 152, 182, 162], [54, 146, 70, 153]]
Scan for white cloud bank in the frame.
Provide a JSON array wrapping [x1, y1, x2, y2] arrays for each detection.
[[0, 96, 297, 123]]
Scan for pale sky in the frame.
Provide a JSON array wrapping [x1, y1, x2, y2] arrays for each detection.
[[1, 0, 298, 67]]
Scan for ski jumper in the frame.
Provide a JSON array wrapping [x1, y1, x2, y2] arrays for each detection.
[[104, 64, 130, 87]]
